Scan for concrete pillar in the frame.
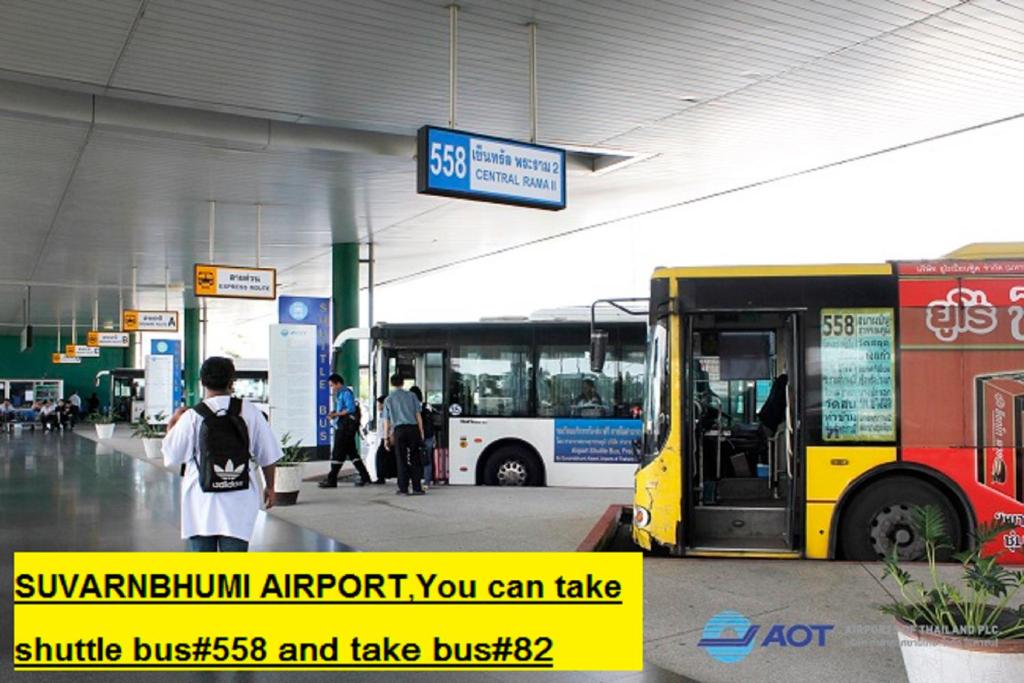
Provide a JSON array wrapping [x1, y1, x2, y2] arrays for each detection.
[[332, 242, 359, 396], [184, 306, 200, 405]]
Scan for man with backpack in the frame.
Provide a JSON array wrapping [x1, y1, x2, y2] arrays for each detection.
[[162, 357, 283, 552], [319, 374, 371, 488]]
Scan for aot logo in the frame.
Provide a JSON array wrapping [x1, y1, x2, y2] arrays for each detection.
[[288, 300, 309, 322], [155, 341, 169, 353], [697, 610, 833, 663]]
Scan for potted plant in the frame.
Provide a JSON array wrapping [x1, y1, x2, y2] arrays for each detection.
[[88, 411, 117, 440], [879, 505, 1024, 682], [273, 432, 309, 506], [131, 412, 167, 459]]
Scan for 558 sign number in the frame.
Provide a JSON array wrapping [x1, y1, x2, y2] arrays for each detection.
[[822, 314, 855, 337], [429, 142, 467, 179]]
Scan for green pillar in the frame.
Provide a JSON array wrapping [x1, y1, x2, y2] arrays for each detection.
[[128, 333, 139, 368], [184, 306, 201, 405], [332, 242, 360, 397]]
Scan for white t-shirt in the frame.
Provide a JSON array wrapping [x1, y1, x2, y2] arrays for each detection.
[[162, 396, 283, 542], [69, 394, 82, 409]]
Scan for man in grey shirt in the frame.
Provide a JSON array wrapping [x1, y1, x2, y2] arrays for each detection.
[[382, 374, 425, 495]]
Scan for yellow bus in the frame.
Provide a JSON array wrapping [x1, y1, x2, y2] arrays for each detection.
[[623, 245, 1024, 562]]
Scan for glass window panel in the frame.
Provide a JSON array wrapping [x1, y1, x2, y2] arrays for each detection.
[[538, 344, 646, 418], [450, 345, 532, 417]]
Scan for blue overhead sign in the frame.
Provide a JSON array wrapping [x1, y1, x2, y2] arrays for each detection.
[[417, 126, 566, 210]]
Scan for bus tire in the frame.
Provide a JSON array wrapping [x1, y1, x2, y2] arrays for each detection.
[[484, 445, 540, 487], [838, 475, 962, 562]]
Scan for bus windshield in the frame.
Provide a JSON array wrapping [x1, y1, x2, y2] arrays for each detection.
[[643, 317, 670, 463]]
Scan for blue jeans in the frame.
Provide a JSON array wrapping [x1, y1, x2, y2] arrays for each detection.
[[187, 535, 249, 552]]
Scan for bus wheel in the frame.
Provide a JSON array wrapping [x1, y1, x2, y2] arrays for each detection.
[[838, 476, 962, 561], [484, 446, 539, 486]]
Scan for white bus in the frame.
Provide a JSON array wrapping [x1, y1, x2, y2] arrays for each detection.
[[359, 312, 647, 487]]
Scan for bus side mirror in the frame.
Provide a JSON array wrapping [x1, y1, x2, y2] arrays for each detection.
[[590, 331, 609, 373]]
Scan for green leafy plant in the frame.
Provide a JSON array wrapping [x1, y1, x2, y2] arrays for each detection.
[[131, 412, 167, 439], [87, 411, 117, 425], [879, 505, 1024, 640], [278, 432, 309, 466]]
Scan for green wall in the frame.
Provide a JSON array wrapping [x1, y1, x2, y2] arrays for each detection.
[[0, 335, 127, 408]]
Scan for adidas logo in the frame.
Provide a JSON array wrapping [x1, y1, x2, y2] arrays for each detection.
[[214, 460, 246, 481]]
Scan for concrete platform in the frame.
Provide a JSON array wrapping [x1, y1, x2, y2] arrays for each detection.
[[76, 426, 629, 551], [10, 430, 1022, 683]]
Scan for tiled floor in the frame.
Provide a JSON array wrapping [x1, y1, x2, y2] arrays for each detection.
[[0, 431, 690, 683]]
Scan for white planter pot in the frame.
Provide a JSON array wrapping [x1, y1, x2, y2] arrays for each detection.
[[142, 438, 163, 459], [94, 423, 115, 440], [273, 465, 304, 505], [274, 466, 303, 493], [896, 619, 1024, 683]]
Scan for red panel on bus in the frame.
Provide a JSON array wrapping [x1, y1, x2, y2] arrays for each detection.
[[899, 269, 1024, 562], [902, 448, 1024, 563]]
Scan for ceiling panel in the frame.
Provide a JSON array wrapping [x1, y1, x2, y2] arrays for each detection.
[[1, 0, 1024, 328], [0, 0, 141, 84]]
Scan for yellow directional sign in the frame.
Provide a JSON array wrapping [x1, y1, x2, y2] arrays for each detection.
[[194, 263, 277, 300], [66, 344, 100, 358], [122, 310, 178, 332], [87, 331, 130, 347]]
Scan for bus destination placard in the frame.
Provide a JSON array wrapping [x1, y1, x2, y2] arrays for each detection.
[[820, 308, 896, 442], [417, 126, 566, 210]]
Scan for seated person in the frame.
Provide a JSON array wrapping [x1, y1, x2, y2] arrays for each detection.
[[573, 379, 606, 416], [575, 378, 603, 406], [39, 401, 59, 431], [57, 400, 74, 430]]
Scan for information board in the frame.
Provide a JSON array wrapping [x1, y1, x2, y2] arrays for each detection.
[[821, 308, 896, 441], [417, 126, 566, 210], [144, 354, 175, 424], [269, 324, 317, 449]]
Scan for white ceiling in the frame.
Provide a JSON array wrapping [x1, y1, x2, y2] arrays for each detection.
[[1, 0, 1023, 327]]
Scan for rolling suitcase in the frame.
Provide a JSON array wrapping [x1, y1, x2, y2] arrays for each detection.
[[433, 447, 449, 484]]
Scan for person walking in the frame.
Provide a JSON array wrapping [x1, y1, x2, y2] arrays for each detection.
[[319, 374, 371, 488], [162, 356, 283, 552], [382, 374, 425, 495]]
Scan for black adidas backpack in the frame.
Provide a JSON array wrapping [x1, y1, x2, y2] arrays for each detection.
[[193, 398, 251, 493]]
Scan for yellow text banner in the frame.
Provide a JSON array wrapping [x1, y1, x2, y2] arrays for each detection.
[[13, 551, 642, 672]]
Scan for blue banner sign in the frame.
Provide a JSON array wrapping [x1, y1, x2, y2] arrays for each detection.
[[417, 126, 566, 210], [279, 296, 332, 449], [554, 419, 642, 464]]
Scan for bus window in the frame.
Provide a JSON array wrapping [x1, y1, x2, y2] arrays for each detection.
[[537, 346, 612, 418], [619, 346, 645, 418], [643, 318, 670, 464], [423, 352, 444, 405], [450, 345, 532, 417]]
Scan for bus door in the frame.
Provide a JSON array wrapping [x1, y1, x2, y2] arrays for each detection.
[[382, 349, 448, 450], [684, 310, 803, 555]]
